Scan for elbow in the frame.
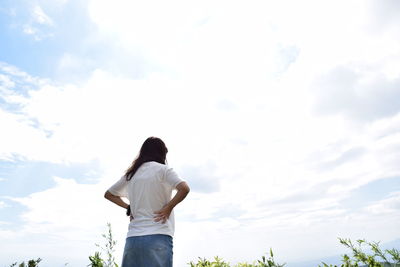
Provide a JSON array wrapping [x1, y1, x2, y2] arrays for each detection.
[[104, 191, 111, 199], [183, 184, 190, 195], [176, 182, 190, 195]]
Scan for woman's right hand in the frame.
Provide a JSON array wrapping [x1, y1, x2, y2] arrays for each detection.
[[154, 205, 172, 224]]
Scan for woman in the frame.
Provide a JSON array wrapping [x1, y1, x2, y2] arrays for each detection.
[[104, 137, 190, 267]]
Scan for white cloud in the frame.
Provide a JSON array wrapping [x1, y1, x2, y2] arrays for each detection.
[[22, 24, 38, 35], [0, 108, 51, 161], [17, 5, 55, 41], [1, 0, 400, 265], [2, 63, 400, 265], [179, 162, 220, 193], [0, 201, 8, 209], [0, 62, 44, 84], [2, 176, 128, 266], [312, 65, 400, 122], [57, 53, 93, 76], [33, 5, 53, 26], [365, 191, 400, 215]]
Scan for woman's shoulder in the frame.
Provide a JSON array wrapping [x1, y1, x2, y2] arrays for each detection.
[[146, 161, 170, 170]]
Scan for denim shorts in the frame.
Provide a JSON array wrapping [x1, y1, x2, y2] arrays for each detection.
[[121, 234, 173, 267]]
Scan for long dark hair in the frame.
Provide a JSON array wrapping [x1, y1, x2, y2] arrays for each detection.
[[125, 137, 168, 181]]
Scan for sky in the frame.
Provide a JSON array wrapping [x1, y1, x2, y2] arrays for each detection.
[[0, 0, 400, 266]]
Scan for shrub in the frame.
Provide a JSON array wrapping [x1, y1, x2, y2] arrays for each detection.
[[189, 248, 285, 267], [88, 223, 119, 267], [189, 256, 230, 267], [319, 238, 400, 267], [188, 238, 400, 267], [8, 258, 41, 267], [7, 229, 400, 267], [88, 252, 104, 267]]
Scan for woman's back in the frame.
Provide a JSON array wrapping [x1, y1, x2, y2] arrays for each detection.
[[104, 137, 190, 267], [108, 161, 183, 238]]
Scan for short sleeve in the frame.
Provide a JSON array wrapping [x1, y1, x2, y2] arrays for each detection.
[[107, 175, 128, 197], [165, 167, 184, 189]]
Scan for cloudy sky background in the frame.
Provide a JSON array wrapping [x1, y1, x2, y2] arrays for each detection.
[[1, 0, 400, 266]]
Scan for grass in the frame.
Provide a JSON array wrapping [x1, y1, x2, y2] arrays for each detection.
[[8, 224, 400, 267]]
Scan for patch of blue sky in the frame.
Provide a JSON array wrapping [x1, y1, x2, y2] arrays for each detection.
[[0, 9, 56, 77], [0, 70, 48, 133], [0, 199, 28, 231], [0, 0, 97, 79], [0, 91, 31, 115], [0, 97, 21, 114], [340, 176, 400, 211], [0, 64, 40, 99], [0, 158, 102, 198]]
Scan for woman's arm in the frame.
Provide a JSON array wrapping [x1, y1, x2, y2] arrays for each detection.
[[154, 181, 190, 223], [104, 190, 130, 209]]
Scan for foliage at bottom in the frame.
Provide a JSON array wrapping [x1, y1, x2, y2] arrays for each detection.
[[7, 224, 400, 267]]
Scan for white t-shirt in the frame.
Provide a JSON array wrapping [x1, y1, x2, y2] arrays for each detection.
[[107, 161, 184, 238]]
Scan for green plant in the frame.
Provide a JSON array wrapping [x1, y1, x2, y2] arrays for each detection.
[[319, 238, 400, 267], [9, 258, 42, 267], [189, 256, 230, 267], [89, 223, 119, 267], [255, 249, 285, 267], [6, 235, 400, 267], [88, 252, 104, 267], [189, 249, 285, 267], [188, 239, 399, 267]]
